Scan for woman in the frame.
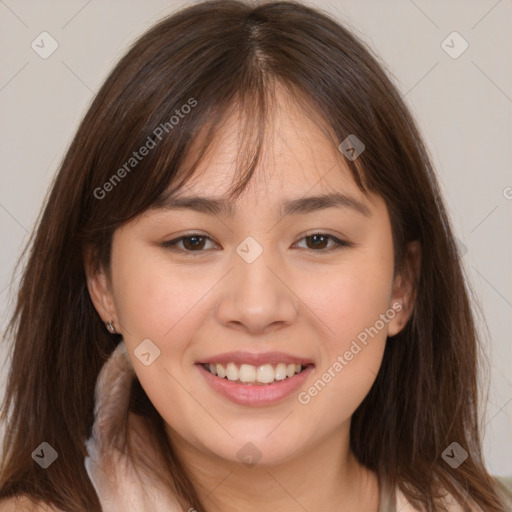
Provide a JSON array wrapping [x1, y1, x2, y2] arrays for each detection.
[[1, 0, 510, 510]]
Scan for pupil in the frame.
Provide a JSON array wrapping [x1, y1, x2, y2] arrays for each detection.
[[309, 234, 326, 249]]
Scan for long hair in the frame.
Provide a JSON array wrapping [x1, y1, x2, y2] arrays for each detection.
[[1, 1, 510, 510]]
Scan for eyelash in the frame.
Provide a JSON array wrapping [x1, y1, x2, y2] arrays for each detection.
[[161, 232, 351, 255]]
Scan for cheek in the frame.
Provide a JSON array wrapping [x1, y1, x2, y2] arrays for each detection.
[[110, 243, 200, 339], [295, 249, 393, 419], [109, 243, 224, 384], [296, 282, 389, 433], [109, 247, 212, 427], [303, 249, 394, 351]]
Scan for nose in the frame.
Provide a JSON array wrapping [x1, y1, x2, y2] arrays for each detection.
[[215, 246, 299, 335]]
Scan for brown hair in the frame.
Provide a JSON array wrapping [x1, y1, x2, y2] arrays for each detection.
[[1, 1, 510, 510]]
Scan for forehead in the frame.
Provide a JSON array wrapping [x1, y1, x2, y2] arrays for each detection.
[[174, 84, 366, 209]]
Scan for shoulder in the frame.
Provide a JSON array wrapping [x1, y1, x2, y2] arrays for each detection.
[[0, 496, 65, 512]]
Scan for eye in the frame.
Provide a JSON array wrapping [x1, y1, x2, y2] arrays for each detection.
[[161, 232, 350, 254], [162, 234, 218, 253], [293, 233, 350, 252]]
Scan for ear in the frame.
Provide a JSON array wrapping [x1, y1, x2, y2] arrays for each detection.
[[387, 240, 421, 337], [83, 246, 119, 332]]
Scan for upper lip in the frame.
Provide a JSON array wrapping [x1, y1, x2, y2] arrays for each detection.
[[197, 351, 314, 367]]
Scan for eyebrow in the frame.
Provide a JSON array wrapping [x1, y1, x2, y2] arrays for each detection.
[[155, 191, 372, 218]]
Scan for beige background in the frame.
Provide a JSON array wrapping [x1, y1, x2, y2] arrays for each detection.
[[1, 0, 511, 476]]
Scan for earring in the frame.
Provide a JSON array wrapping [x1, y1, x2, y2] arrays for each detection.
[[106, 320, 116, 334]]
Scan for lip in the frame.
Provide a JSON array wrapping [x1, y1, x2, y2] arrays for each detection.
[[196, 351, 314, 367], [197, 363, 315, 407]]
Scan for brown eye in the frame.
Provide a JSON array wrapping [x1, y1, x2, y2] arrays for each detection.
[[162, 232, 350, 255], [295, 233, 349, 252], [305, 234, 330, 249], [181, 236, 207, 251], [162, 234, 217, 253]]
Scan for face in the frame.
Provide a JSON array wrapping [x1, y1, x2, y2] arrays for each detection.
[[87, 86, 416, 468]]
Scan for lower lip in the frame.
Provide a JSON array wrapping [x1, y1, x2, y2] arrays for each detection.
[[197, 364, 314, 406]]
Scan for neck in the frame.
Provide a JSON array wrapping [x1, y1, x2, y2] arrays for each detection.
[[166, 423, 380, 512]]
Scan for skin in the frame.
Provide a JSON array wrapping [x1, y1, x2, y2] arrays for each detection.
[[86, 84, 420, 512]]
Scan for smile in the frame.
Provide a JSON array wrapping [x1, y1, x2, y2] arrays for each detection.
[[196, 352, 314, 406], [203, 362, 307, 385]]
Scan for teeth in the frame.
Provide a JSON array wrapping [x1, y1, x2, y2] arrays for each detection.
[[239, 364, 257, 383], [216, 364, 226, 378], [256, 364, 275, 384], [205, 362, 305, 384], [274, 363, 288, 381], [226, 362, 238, 381]]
